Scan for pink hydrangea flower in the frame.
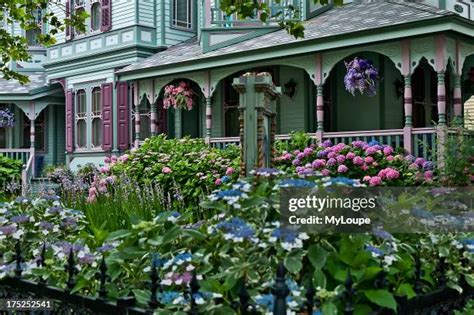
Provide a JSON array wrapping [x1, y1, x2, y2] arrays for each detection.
[[336, 155, 346, 164], [369, 176, 382, 186], [321, 169, 330, 176], [215, 178, 222, 185], [408, 163, 419, 170], [292, 159, 301, 166], [312, 159, 326, 169], [303, 147, 313, 155], [111, 155, 118, 162], [363, 176, 371, 182], [226, 167, 234, 175], [100, 166, 110, 174], [424, 170, 434, 182], [337, 165, 348, 173], [327, 158, 337, 166], [283, 153, 292, 160], [104, 156, 111, 164], [353, 156, 364, 166], [386, 168, 400, 180], [365, 156, 374, 164], [297, 152, 305, 160], [327, 152, 337, 159], [415, 158, 425, 166], [361, 164, 368, 171], [162, 166, 172, 174], [365, 147, 378, 155], [386, 155, 394, 162], [346, 152, 355, 160], [383, 146, 393, 156]]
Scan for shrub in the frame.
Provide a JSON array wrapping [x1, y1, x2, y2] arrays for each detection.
[[274, 139, 435, 186], [0, 155, 23, 197], [104, 135, 240, 213]]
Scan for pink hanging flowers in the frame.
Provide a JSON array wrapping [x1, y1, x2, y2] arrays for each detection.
[[163, 81, 194, 111]]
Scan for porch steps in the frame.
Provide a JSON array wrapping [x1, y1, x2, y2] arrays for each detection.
[[29, 178, 60, 196]]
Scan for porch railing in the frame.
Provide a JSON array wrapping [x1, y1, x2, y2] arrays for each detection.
[[21, 153, 34, 196], [210, 0, 301, 26], [0, 148, 31, 165], [209, 128, 439, 161]]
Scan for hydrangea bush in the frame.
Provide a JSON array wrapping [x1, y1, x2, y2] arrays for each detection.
[[2, 175, 472, 314], [0, 107, 15, 128], [163, 81, 194, 111], [274, 139, 435, 186]]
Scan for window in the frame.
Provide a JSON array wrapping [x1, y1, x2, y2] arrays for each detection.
[[91, 2, 101, 31], [139, 98, 152, 140], [74, 6, 86, 35], [75, 90, 87, 149], [22, 110, 46, 151], [173, 0, 192, 29], [25, 9, 42, 46], [91, 87, 102, 148]]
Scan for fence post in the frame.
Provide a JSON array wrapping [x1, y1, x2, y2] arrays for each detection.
[[304, 279, 316, 314], [189, 271, 200, 315], [147, 258, 161, 313], [238, 278, 254, 314], [14, 240, 23, 279], [272, 263, 289, 315], [343, 270, 355, 315], [65, 248, 77, 292], [97, 256, 109, 299]]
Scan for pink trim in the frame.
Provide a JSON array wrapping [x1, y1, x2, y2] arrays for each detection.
[[403, 127, 412, 154], [434, 34, 446, 72], [404, 83, 412, 116], [401, 40, 410, 76], [454, 86, 462, 116], [314, 53, 322, 85], [437, 80, 446, 115]]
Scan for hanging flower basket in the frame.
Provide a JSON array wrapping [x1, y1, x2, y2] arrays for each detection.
[[344, 57, 380, 97], [0, 108, 15, 128], [163, 81, 194, 111]]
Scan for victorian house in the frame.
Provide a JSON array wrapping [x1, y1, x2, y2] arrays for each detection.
[[0, 0, 473, 191]]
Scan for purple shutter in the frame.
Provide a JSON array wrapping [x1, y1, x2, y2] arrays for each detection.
[[100, 0, 112, 32], [117, 82, 130, 150], [66, 89, 74, 153], [101, 83, 113, 151]]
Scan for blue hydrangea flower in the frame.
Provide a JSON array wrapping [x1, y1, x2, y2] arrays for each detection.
[[11, 215, 29, 224], [411, 208, 434, 219], [216, 218, 255, 241], [278, 179, 316, 188], [158, 291, 181, 304], [365, 245, 385, 257]]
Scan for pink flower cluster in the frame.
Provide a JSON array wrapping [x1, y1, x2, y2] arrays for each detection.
[[163, 81, 194, 111], [274, 139, 436, 186]]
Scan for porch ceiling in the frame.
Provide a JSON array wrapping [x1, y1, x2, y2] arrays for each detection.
[[117, 1, 471, 79]]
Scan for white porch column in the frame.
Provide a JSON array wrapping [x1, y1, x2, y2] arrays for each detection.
[[205, 96, 212, 141], [150, 102, 157, 136], [314, 53, 324, 143], [403, 76, 413, 154], [437, 71, 447, 125], [132, 82, 141, 148]]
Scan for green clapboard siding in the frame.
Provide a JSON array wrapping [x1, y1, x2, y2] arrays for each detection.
[[112, 1, 136, 30], [278, 66, 307, 133], [137, 0, 155, 27]]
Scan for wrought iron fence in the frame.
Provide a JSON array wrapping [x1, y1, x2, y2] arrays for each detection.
[[1, 241, 473, 314]]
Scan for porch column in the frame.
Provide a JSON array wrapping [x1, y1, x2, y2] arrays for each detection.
[[453, 74, 462, 125], [437, 71, 447, 125], [436, 71, 447, 168], [30, 118, 36, 177], [132, 82, 141, 148], [205, 96, 212, 142], [150, 102, 157, 136], [316, 85, 324, 143], [403, 76, 413, 154]]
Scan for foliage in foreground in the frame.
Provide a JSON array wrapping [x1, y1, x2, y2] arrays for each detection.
[[1, 175, 473, 314], [0, 155, 22, 198]]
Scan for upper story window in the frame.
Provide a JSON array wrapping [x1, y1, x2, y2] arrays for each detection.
[[90, 2, 101, 32], [25, 9, 43, 46], [173, 0, 193, 30], [74, 2, 86, 36], [91, 87, 102, 148]]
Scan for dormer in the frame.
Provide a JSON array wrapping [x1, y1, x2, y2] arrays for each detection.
[[199, 0, 332, 53]]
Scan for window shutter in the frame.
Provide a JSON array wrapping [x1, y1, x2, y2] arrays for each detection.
[[65, 1, 73, 41], [117, 82, 130, 150], [101, 83, 113, 151], [100, 0, 112, 32], [66, 89, 74, 153]]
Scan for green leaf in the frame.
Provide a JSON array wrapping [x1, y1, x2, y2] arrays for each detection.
[[321, 302, 338, 315], [396, 283, 416, 299], [313, 268, 327, 289], [308, 244, 328, 270], [162, 226, 182, 244], [182, 229, 206, 240], [284, 255, 302, 274], [133, 289, 150, 305], [105, 229, 132, 241], [364, 289, 397, 311], [464, 274, 474, 287]]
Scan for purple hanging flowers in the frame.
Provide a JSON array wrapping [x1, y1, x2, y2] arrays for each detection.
[[163, 81, 194, 111], [344, 57, 380, 97], [0, 108, 15, 128]]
